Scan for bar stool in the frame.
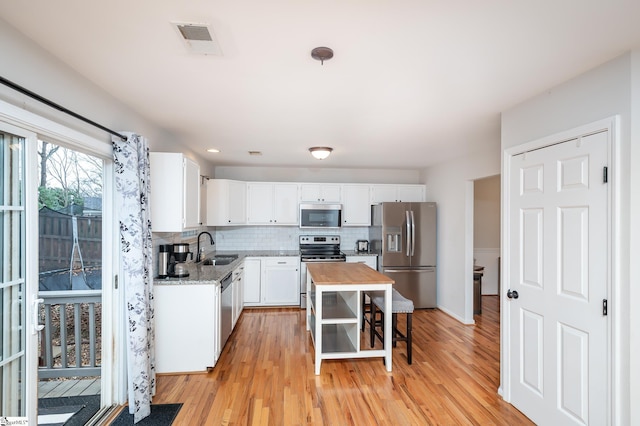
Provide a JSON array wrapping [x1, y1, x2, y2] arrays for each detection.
[[370, 289, 414, 364]]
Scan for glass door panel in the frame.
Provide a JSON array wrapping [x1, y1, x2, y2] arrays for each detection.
[[0, 129, 29, 419]]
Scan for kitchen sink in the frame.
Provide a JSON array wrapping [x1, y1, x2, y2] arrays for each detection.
[[201, 254, 238, 266], [214, 254, 238, 261]]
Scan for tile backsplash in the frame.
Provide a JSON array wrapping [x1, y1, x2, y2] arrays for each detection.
[[213, 226, 369, 251], [152, 226, 369, 256]]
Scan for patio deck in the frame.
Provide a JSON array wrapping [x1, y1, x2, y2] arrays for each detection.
[[38, 378, 100, 398]]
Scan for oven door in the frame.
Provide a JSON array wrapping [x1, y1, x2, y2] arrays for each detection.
[[300, 258, 346, 309]]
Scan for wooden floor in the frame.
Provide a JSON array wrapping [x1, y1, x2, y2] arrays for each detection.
[[153, 296, 533, 425]]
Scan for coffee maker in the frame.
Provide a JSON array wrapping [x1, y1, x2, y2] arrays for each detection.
[[171, 243, 192, 278]]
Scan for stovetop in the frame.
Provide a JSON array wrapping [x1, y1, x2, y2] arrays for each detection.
[[299, 235, 346, 261]]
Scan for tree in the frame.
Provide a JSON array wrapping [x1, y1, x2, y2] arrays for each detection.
[[37, 139, 102, 211], [38, 140, 59, 187], [38, 186, 84, 210]]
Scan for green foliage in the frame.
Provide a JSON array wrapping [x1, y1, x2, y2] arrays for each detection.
[[38, 186, 84, 210]]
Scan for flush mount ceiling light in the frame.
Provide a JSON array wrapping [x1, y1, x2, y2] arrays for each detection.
[[311, 47, 333, 65], [309, 147, 333, 160], [207, 148, 220, 153]]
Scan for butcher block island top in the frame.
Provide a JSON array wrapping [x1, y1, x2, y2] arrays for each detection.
[[306, 262, 394, 375], [306, 262, 395, 285]]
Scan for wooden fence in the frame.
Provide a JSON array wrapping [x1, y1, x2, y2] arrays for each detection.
[[39, 207, 102, 272]]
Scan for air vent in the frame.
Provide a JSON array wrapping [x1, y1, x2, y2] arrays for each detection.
[[172, 22, 222, 56]]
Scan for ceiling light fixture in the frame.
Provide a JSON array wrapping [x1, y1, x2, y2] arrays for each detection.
[[207, 148, 220, 153], [309, 147, 333, 160], [311, 47, 333, 65]]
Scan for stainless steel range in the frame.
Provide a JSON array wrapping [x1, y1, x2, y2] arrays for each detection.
[[299, 235, 346, 308]]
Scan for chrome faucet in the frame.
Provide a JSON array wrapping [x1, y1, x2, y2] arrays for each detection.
[[196, 231, 215, 262]]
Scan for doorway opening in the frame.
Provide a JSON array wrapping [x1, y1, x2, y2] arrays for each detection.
[[472, 175, 501, 318], [36, 139, 104, 424]]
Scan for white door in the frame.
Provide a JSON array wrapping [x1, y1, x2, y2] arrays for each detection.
[[0, 123, 39, 423], [508, 131, 609, 425]]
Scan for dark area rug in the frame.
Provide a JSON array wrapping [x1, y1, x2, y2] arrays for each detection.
[[109, 404, 182, 426], [38, 394, 101, 426]]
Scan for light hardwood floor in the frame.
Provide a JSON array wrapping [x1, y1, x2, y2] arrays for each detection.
[[153, 296, 533, 425]]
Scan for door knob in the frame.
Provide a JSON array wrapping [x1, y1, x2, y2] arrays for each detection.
[[507, 289, 519, 299]]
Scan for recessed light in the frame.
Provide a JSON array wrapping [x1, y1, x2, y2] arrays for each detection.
[[207, 148, 220, 153]]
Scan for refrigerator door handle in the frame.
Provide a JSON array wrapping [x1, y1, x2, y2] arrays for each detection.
[[410, 210, 416, 257], [405, 210, 411, 257], [384, 268, 436, 273]]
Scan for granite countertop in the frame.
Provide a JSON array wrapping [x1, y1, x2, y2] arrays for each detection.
[[342, 250, 378, 256], [154, 250, 300, 285]]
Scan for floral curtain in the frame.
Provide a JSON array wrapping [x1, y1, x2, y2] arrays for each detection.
[[112, 133, 155, 423]]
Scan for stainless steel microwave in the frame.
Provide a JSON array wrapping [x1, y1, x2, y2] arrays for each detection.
[[299, 203, 342, 228]]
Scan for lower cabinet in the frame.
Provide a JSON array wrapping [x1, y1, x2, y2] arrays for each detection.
[[243, 257, 300, 306], [155, 283, 219, 373], [232, 263, 244, 328], [243, 258, 262, 306], [346, 255, 378, 270], [262, 257, 300, 305]]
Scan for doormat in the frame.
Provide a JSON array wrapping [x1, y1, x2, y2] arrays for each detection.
[[109, 404, 183, 426], [38, 395, 101, 426]]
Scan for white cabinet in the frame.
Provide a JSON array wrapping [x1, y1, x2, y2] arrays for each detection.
[[149, 152, 201, 232], [346, 255, 377, 270], [232, 263, 244, 328], [370, 184, 425, 203], [341, 184, 371, 226], [206, 179, 246, 225], [155, 283, 219, 373], [243, 258, 262, 305], [262, 257, 300, 306], [300, 184, 341, 202], [247, 183, 299, 225]]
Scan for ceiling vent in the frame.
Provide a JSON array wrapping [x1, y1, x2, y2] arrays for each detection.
[[172, 22, 222, 56]]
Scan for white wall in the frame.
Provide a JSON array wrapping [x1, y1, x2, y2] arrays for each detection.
[[630, 48, 640, 426], [0, 18, 213, 175], [501, 51, 637, 425], [215, 166, 423, 184], [422, 147, 501, 324]]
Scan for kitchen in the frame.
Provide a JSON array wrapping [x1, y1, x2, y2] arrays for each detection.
[[151, 172, 432, 374], [1, 3, 639, 424]]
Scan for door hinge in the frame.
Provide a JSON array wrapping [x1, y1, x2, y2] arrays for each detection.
[[603, 166, 608, 183], [114, 274, 119, 290], [602, 299, 608, 316]]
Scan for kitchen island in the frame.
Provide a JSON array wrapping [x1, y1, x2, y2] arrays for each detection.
[[306, 262, 394, 375]]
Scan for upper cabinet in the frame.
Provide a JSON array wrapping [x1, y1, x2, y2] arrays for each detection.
[[149, 152, 200, 232], [300, 184, 341, 203], [341, 184, 371, 226], [206, 179, 246, 226], [247, 182, 299, 225], [370, 184, 425, 203]]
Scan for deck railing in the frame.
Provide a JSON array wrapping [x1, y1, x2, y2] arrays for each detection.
[[38, 290, 102, 379]]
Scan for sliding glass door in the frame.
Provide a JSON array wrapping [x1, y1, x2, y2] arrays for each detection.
[[0, 123, 39, 423]]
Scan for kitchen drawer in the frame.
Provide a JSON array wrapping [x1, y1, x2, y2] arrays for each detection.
[[262, 257, 299, 267]]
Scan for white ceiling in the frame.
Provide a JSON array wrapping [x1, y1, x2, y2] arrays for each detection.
[[2, 1, 640, 169]]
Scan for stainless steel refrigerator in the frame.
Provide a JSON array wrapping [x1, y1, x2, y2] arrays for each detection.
[[370, 202, 437, 308]]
